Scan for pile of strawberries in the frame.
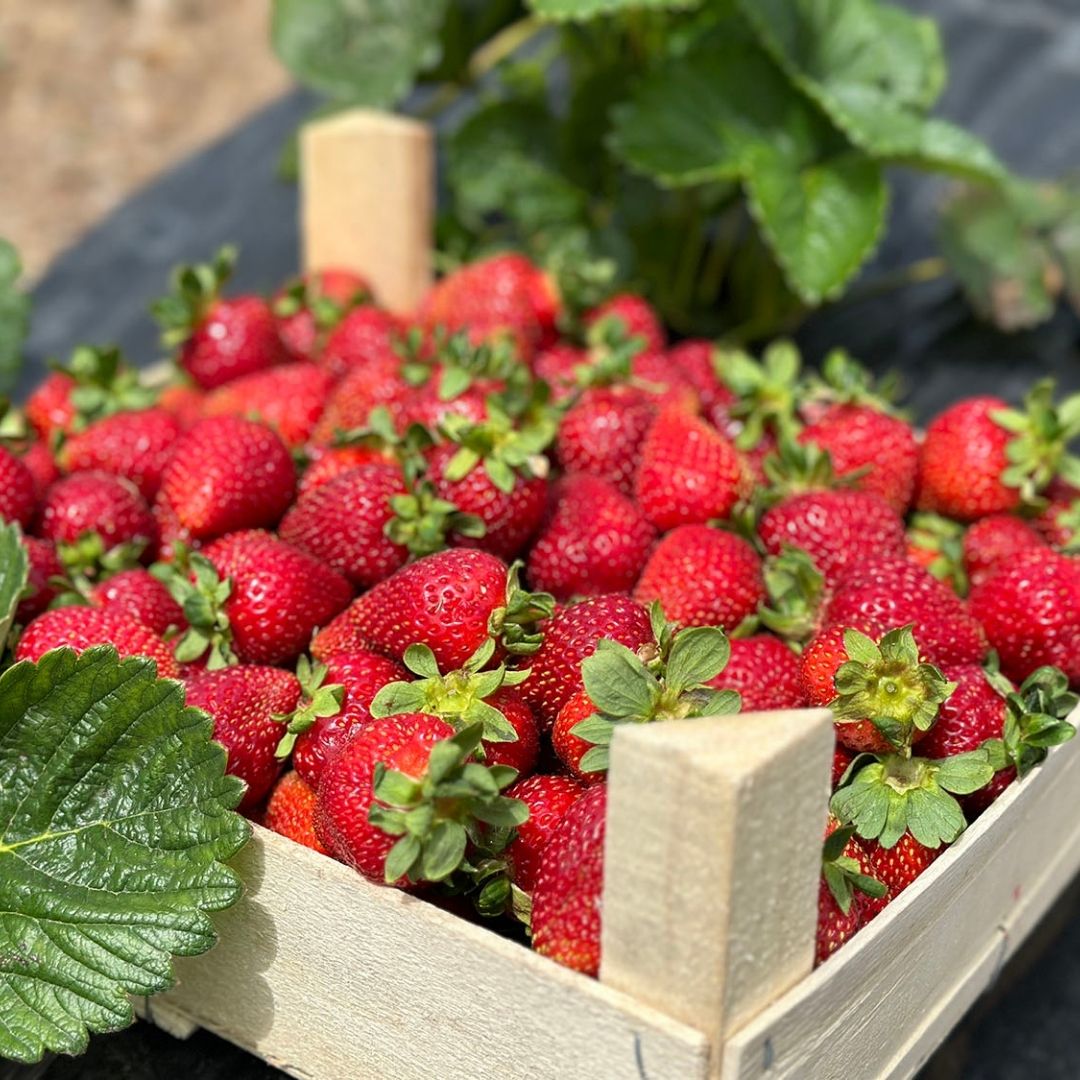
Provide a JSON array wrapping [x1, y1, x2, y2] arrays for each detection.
[[4, 247, 1080, 977]]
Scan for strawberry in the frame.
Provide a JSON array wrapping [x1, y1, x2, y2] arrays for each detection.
[[17, 440, 60, 498], [312, 551, 551, 672], [533, 343, 586, 403], [531, 783, 607, 975], [917, 382, 1080, 521], [527, 474, 655, 600], [862, 832, 939, 899], [263, 770, 328, 854], [552, 689, 603, 781], [969, 548, 1080, 685], [59, 407, 183, 500], [318, 305, 401, 380], [816, 821, 888, 966], [292, 650, 407, 789], [274, 268, 373, 363], [918, 663, 1005, 762], [157, 383, 205, 429], [16, 537, 63, 623], [203, 362, 334, 448], [25, 371, 77, 441], [16, 606, 180, 678], [667, 339, 734, 420], [0, 446, 36, 526], [584, 294, 665, 353], [832, 746, 855, 790], [279, 462, 409, 588], [184, 664, 300, 811], [633, 525, 763, 631], [962, 514, 1045, 590], [164, 530, 352, 668], [503, 773, 588, 893], [419, 253, 560, 361], [708, 634, 806, 711], [518, 593, 653, 731], [89, 567, 186, 636], [635, 406, 750, 531], [310, 354, 410, 444], [905, 512, 967, 595], [37, 471, 157, 555], [152, 246, 286, 390], [154, 416, 296, 545], [315, 715, 526, 887], [299, 444, 390, 495], [555, 386, 656, 495]]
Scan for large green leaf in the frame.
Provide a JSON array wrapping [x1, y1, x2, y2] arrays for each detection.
[[271, 0, 448, 105], [739, 0, 1003, 182], [0, 646, 249, 1064], [529, 0, 702, 21], [0, 240, 29, 395], [0, 521, 28, 653]]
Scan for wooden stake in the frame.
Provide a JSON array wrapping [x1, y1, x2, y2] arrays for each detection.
[[600, 709, 835, 1077], [300, 109, 434, 314]]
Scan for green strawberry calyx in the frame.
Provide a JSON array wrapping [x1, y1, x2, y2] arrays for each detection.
[[757, 545, 826, 645], [716, 340, 803, 452], [799, 349, 903, 419], [368, 638, 528, 748], [571, 606, 741, 775], [831, 627, 957, 751], [760, 437, 862, 503], [52, 345, 157, 435], [905, 513, 968, 596], [273, 655, 345, 759], [991, 378, 1080, 506], [151, 245, 236, 348], [54, 532, 147, 597], [822, 823, 888, 916], [368, 722, 528, 885], [151, 550, 237, 669], [487, 562, 555, 656], [272, 274, 371, 329], [385, 480, 487, 558], [399, 328, 528, 401], [576, 318, 647, 391]]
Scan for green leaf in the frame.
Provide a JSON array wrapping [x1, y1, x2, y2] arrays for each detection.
[[369, 681, 429, 719], [0, 646, 249, 1064], [578, 746, 611, 774], [384, 834, 421, 883], [692, 688, 742, 716], [570, 713, 616, 747], [421, 820, 469, 882], [842, 628, 881, 667], [403, 643, 443, 679], [529, 0, 702, 20], [0, 239, 30, 394], [933, 749, 995, 795], [0, 521, 29, 652], [581, 639, 658, 718], [665, 626, 730, 693], [271, 0, 448, 106]]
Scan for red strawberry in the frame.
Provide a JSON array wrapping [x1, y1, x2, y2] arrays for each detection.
[[157, 383, 206, 429], [832, 746, 855, 790], [708, 634, 805, 711], [299, 444, 390, 496], [318, 305, 401, 380], [533, 343, 586, 403], [503, 774, 588, 893], [25, 371, 77, 440], [59, 408, 183, 500], [635, 406, 750, 531], [527, 474, 655, 601], [90, 568, 186, 636], [634, 525, 763, 631], [263, 770, 328, 854], [863, 832, 939, 899], [274, 268, 373, 363], [292, 650, 408, 788], [962, 514, 1045, 589], [905, 512, 967, 595], [919, 663, 1004, 759], [152, 247, 286, 390], [815, 872, 862, 966], [155, 416, 295, 545], [38, 471, 156, 554], [968, 548, 1080, 684], [482, 687, 540, 775], [532, 783, 607, 975], [397, 378, 494, 433], [556, 386, 656, 495], [0, 446, 36, 527], [584, 294, 665, 353], [629, 351, 699, 412], [279, 462, 408, 588], [203, 362, 334, 448], [552, 688, 602, 781], [518, 594, 653, 731], [816, 821, 888, 966], [16, 537, 64, 623], [667, 339, 734, 420], [184, 665, 299, 811], [18, 440, 61, 498], [310, 356, 410, 444], [16, 606, 180, 678]]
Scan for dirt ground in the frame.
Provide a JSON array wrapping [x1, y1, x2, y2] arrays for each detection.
[[0, 0, 291, 281]]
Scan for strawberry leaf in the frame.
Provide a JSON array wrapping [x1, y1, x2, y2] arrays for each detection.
[[0, 646, 249, 1064], [529, 0, 702, 19], [581, 639, 659, 718], [0, 238, 29, 395], [0, 520, 29, 652], [934, 749, 995, 795], [665, 625, 730, 694]]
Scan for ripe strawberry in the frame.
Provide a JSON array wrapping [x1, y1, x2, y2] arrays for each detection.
[[90, 568, 186, 636], [18, 440, 60, 498], [203, 362, 334, 448], [396, 378, 493, 433], [863, 832, 939, 899], [419, 253, 560, 361], [299, 444, 390, 496], [555, 386, 656, 495], [832, 746, 855, 790], [634, 525, 763, 631], [16, 537, 63, 623], [532, 783, 608, 975], [16, 606, 180, 678], [59, 408, 183, 500], [503, 774, 588, 893], [157, 383, 205, 429], [962, 514, 1045, 590], [184, 665, 300, 811], [968, 548, 1080, 684], [815, 871, 862, 967], [25, 371, 77, 440], [905, 512, 967, 595], [918, 663, 1005, 762], [169, 530, 352, 668], [38, 471, 157, 554], [318, 305, 401, 380], [667, 339, 735, 420], [708, 634, 805, 711], [527, 474, 655, 600], [152, 246, 286, 390], [635, 406, 750, 531], [518, 594, 653, 731], [279, 462, 408, 588], [816, 821, 888, 966], [0, 446, 36, 526], [533, 343, 586, 403], [292, 650, 408, 788], [263, 770, 327, 854], [310, 356, 411, 445], [154, 416, 295, 545], [274, 268, 373, 363], [584, 294, 665, 353]]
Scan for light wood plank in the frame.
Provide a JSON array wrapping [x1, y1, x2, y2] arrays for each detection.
[[159, 825, 710, 1080], [300, 109, 434, 314], [600, 709, 835, 1078], [721, 704, 1080, 1080]]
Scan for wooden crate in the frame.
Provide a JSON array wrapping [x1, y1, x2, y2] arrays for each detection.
[[138, 110, 1080, 1079]]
